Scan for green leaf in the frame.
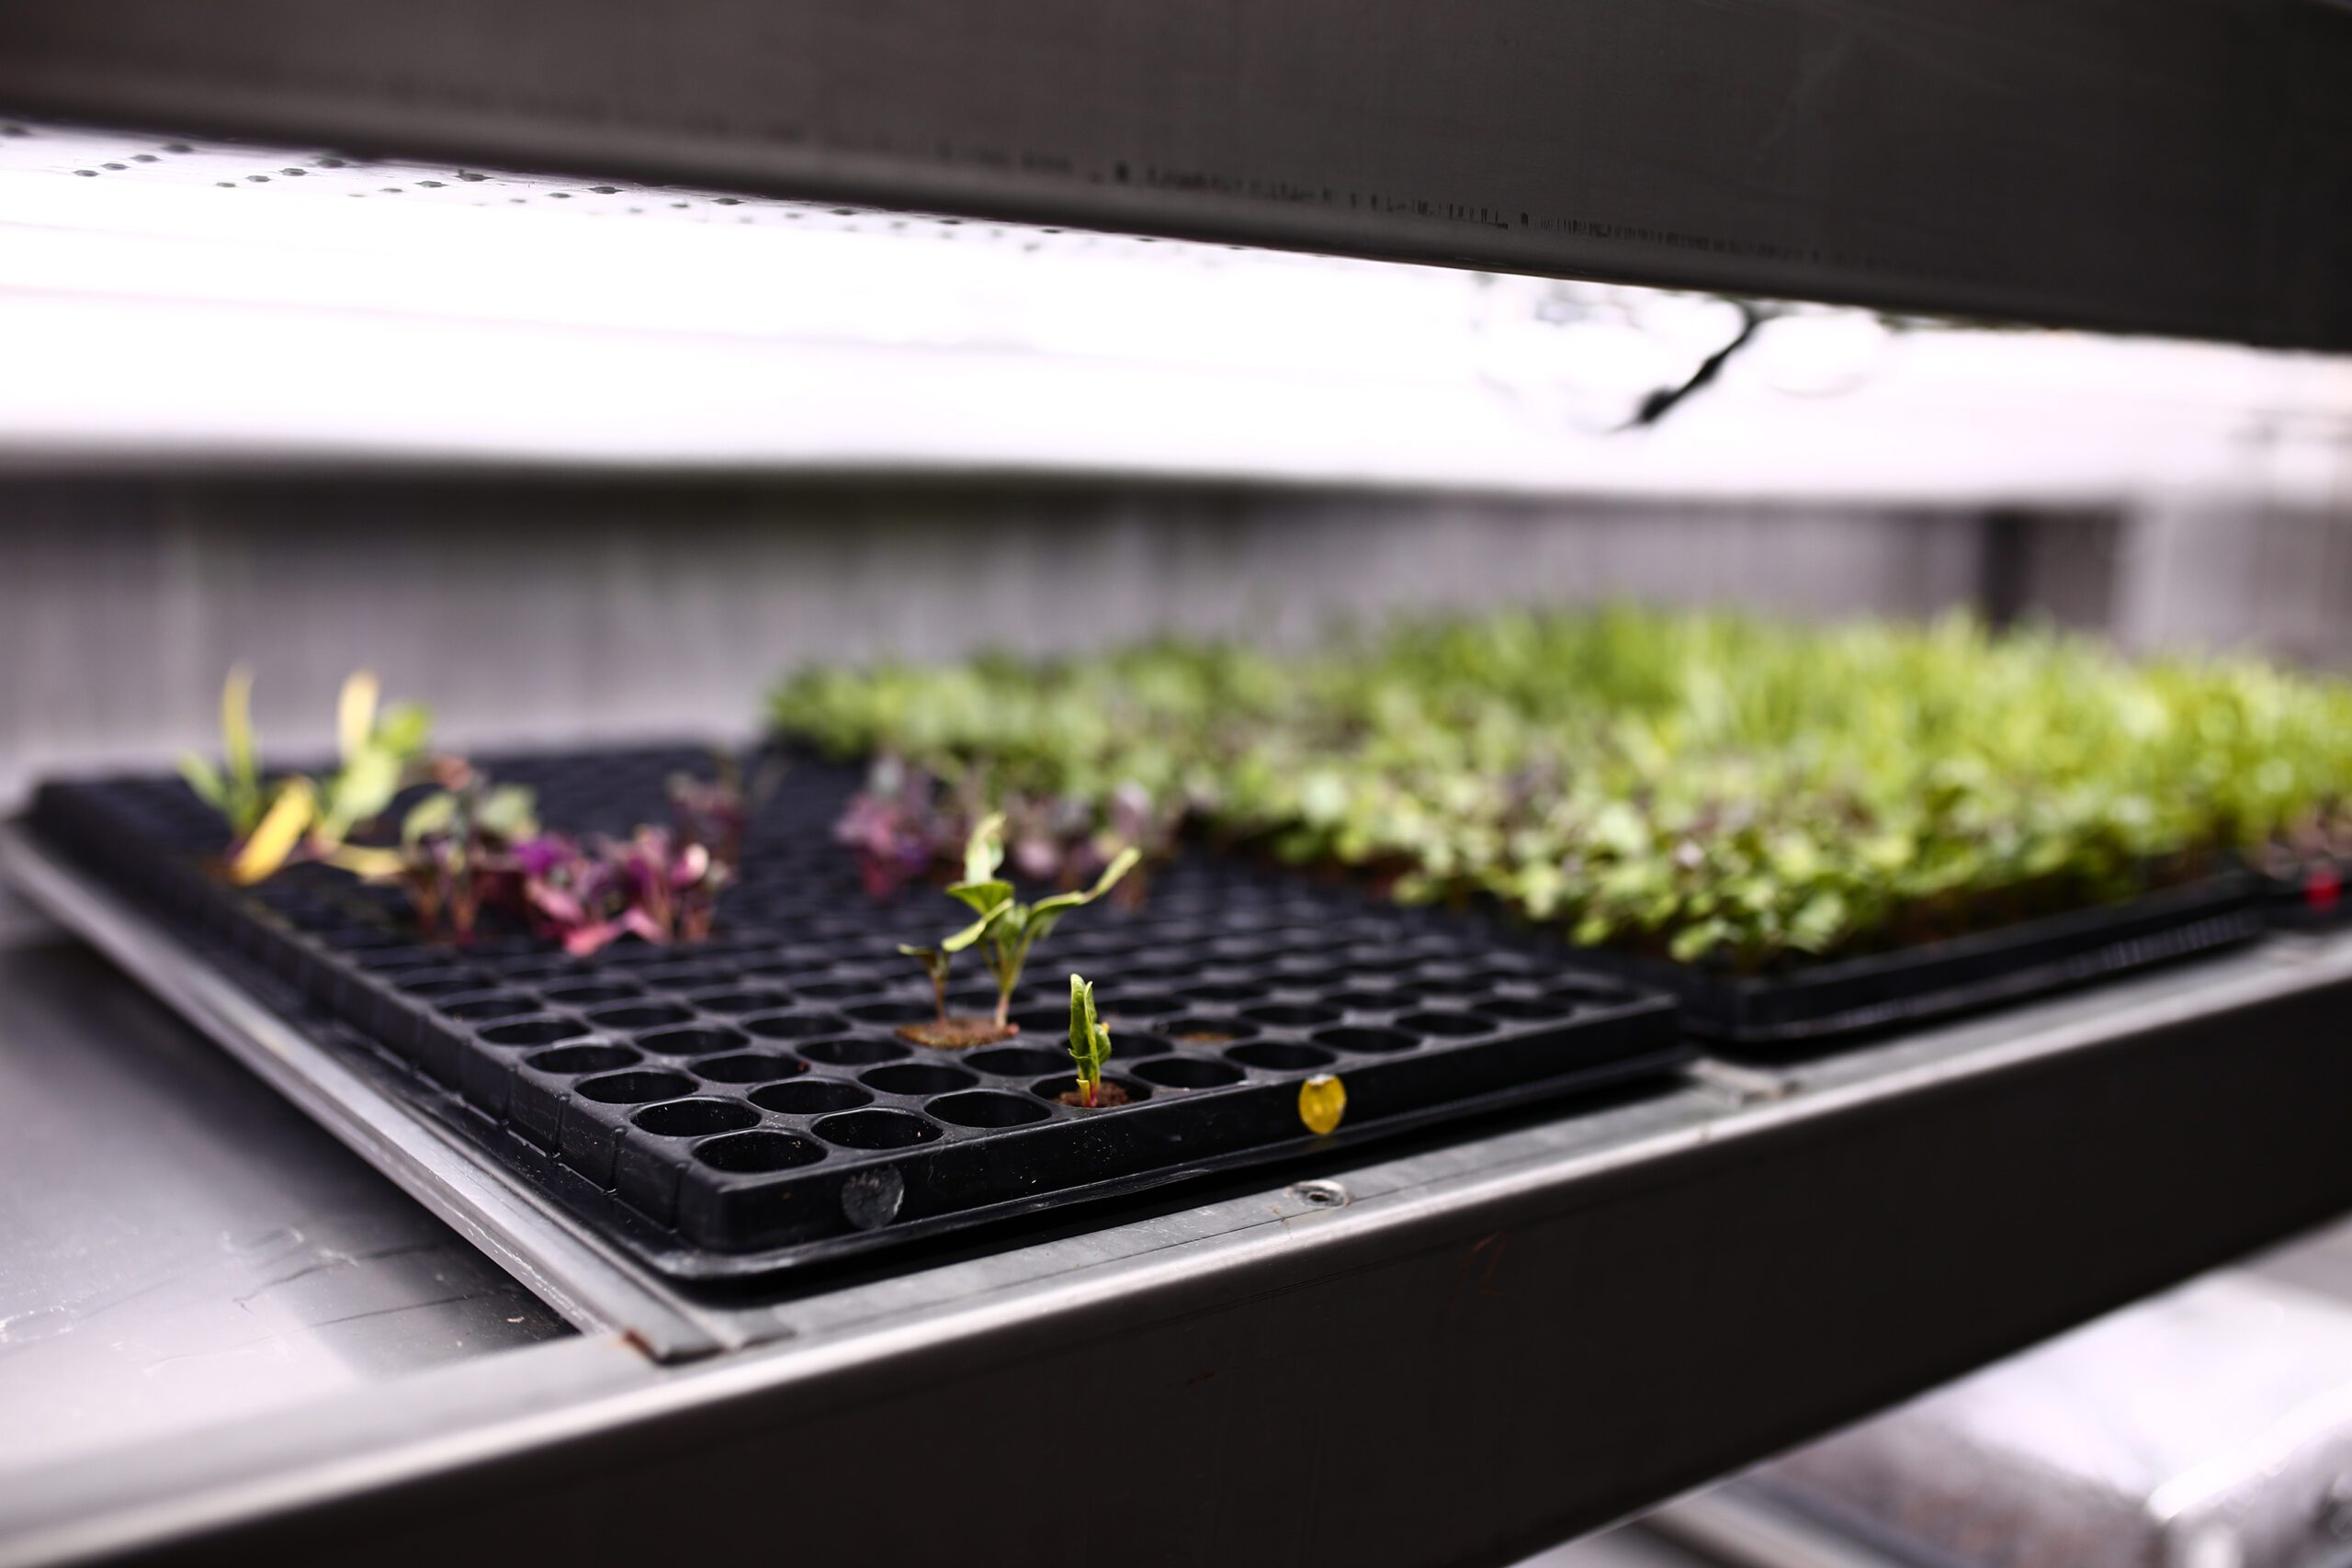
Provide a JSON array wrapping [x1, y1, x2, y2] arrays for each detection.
[[1068, 972, 1109, 1077], [177, 752, 226, 810], [476, 784, 539, 841], [376, 702, 433, 759], [946, 878, 1014, 919], [319, 746, 402, 840], [962, 812, 1006, 886], [939, 904, 1005, 954], [231, 776, 315, 886], [401, 791, 457, 845], [335, 670, 379, 761], [221, 664, 256, 794]]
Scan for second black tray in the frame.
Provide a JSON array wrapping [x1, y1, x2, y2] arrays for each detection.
[[1558, 872, 2264, 1054], [27, 748, 1685, 1281]]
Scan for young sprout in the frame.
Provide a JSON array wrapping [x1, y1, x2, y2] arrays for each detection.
[[1067, 973, 1113, 1109], [951, 813, 1140, 1031], [374, 762, 541, 942], [178, 665, 268, 840], [183, 668, 435, 885], [311, 671, 433, 859], [895, 814, 1140, 1048]]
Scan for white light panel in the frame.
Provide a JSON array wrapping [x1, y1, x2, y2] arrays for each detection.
[[1, 118, 2347, 504]]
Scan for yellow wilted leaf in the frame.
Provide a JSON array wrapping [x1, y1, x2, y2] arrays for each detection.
[[336, 670, 380, 761], [231, 776, 315, 885], [1297, 1073, 1346, 1136]]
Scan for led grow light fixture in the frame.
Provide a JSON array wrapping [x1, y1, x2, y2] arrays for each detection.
[[0, 118, 2346, 502]]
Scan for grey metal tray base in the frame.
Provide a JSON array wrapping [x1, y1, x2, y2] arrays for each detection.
[[0, 823, 743, 1359]]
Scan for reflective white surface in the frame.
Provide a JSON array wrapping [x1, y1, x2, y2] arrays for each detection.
[[0, 937, 566, 1472], [2, 119, 2346, 502]]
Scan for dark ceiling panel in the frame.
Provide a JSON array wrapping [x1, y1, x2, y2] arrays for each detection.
[[1, 0, 2346, 347]]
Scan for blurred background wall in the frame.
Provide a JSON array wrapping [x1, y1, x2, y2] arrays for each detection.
[[11, 476, 2346, 803], [0, 479, 1985, 795]]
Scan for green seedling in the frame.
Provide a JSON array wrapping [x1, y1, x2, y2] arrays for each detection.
[[184, 668, 436, 885], [896, 813, 1140, 1048], [950, 813, 1140, 1031], [179, 665, 269, 840], [312, 670, 434, 858], [1066, 973, 1114, 1108]]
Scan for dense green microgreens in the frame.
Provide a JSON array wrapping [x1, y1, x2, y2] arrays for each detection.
[[774, 609, 2352, 972], [1067, 973, 1112, 1109]]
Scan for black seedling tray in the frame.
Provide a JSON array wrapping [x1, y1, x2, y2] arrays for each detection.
[[2259, 854, 2352, 930], [1557, 872, 2264, 1055], [27, 747, 1684, 1282]]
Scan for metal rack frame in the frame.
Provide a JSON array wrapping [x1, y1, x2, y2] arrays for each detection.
[[9, 818, 2352, 1565]]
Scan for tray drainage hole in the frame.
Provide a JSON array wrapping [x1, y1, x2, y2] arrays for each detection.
[[846, 999, 933, 1026], [588, 1003, 695, 1031], [539, 982, 644, 1006], [1187, 982, 1267, 1005], [815, 1109, 943, 1150], [797, 1036, 907, 1066], [694, 1052, 803, 1084], [1010, 1005, 1075, 1035], [1313, 1025, 1419, 1055], [1396, 1010, 1493, 1039], [318, 929, 404, 952], [354, 948, 447, 974], [1228, 1042, 1337, 1072], [1135, 1056, 1247, 1090], [752, 1078, 872, 1115], [1477, 997, 1572, 1021], [481, 1017, 592, 1047], [791, 978, 872, 999], [686, 987, 788, 1015], [862, 1063, 978, 1096], [1241, 1004, 1340, 1029], [636, 1024, 748, 1057], [928, 1090, 1052, 1129], [1102, 991, 1177, 1022], [398, 972, 492, 998], [967, 1045, 1069, 1077], [632, 963, 738, 990], [1325, 989, 1402, 1012], [695, 1130, 825, 1173], [575, 1068, 698, 1104], [634, 1098, 762, 1137], [745, 1011, 853, 1041], [1162, 1015, 1257, 1045], [526, 1043, 640, 1075], [443, 993, 537, 1021]]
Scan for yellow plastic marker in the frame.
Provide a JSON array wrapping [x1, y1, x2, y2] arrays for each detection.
[[1298, 1073, 1346, 1136]]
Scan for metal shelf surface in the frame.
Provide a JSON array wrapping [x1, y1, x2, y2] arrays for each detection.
[[6, 822, 2352, 1565]]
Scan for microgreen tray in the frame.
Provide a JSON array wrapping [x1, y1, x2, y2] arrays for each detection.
[[27, 747, 1684, 1280], [1555, 873, 2263, 1054]]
